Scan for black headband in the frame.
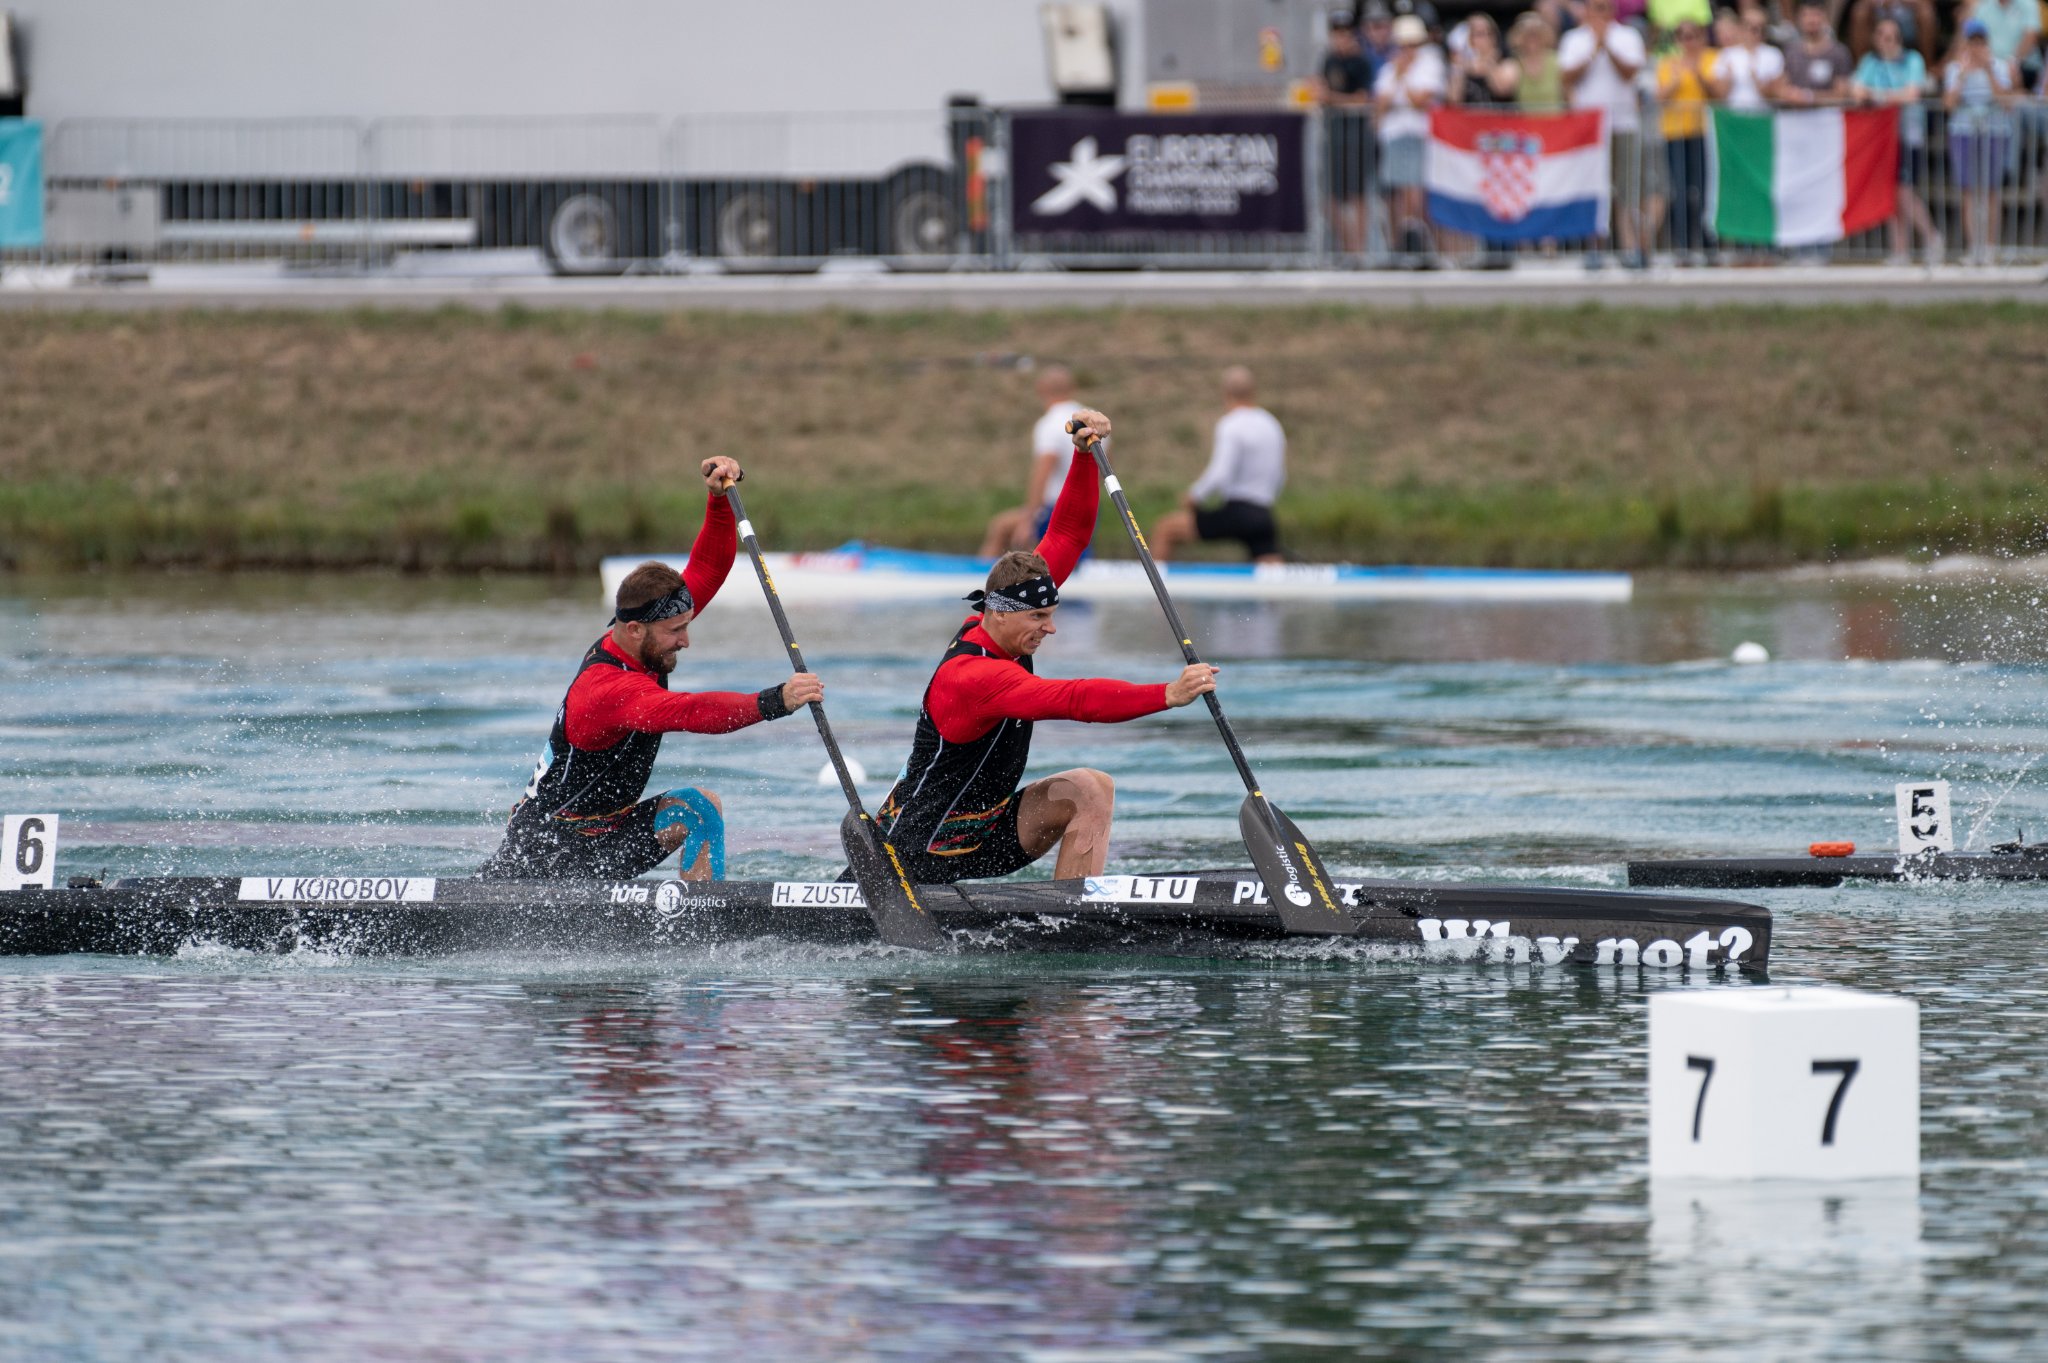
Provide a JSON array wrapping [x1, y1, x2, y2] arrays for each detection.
[[967, 575, 1059, 614], [613, 584, 694, 625]]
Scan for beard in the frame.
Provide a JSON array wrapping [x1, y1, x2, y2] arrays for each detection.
[[637, 636, 679, 675]]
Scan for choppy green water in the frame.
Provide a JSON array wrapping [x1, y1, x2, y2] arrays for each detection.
[[3, 568, 2047, 1361]]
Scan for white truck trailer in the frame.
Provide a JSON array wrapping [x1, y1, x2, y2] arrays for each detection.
[[4, 0, 1337, 270]]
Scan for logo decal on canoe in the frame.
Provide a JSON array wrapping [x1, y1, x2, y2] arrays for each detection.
[[236, 877, 436, 903], [1408, 920, 1757, 968], [1235, 879, 1368, 907], [1081, 875, 1197, 905], [654, 882, 726, 917]]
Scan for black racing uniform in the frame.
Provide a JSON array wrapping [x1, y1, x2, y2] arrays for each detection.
[[479, 635, 788, 880], [876, 622, 1041, 885]]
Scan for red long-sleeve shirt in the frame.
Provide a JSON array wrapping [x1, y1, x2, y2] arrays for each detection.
[[565, 493, 765, 750], [928, 445, 1170, 744]]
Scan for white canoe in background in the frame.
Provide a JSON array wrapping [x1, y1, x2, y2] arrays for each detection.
[[599, 543, 1633, 606]]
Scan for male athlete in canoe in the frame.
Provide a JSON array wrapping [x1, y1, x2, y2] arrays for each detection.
[[876, 409, 1219, 884], [480, 455, 821, 881]]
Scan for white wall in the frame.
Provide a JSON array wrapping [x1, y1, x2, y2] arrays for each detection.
[[13, 0, 1144, 122]]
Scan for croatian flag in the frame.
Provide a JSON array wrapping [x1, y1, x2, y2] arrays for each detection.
[[1425, 109, 1608, 242]]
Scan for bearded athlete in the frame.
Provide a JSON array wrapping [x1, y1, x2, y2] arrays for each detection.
[[876, 409, 1219, 884], [480, 456, 822, 882]]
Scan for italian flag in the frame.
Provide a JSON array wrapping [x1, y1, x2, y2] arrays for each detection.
[[1708, 108, 1898, 247]]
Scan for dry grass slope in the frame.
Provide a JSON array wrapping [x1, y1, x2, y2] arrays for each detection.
[[2, 301, 2043, 570]]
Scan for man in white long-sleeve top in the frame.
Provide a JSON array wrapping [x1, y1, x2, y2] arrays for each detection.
[[1149, 366, 1287, 564]]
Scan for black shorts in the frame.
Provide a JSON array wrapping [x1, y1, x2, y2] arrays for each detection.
[[1326, 113, 1372, 200], [478, 798, 668, 880], [869, 792, 1039, 886], [1897, 143, 1927, 188], [1193, 499, 1281, 559]]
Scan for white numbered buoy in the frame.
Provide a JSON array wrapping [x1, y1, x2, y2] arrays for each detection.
[[1, 814, 59, 892], [1649, 986, 1918, 1181], [1895, 780, 1953, 855], [1730, 641, 1770, 665], [819, 757, 868, 786]]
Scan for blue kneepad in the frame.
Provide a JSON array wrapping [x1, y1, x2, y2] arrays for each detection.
[[653, 788, 725, 879]]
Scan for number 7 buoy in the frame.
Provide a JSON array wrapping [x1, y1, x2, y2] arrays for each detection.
[[1649, 986, 1919, 1181]]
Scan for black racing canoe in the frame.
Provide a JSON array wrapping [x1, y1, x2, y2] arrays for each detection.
[[4, 868, 1770, 970], [1630, 847, 2048, 889]]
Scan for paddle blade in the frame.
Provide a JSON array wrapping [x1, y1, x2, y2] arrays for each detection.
[[1239, 794, 1358, 936], [840, 810, 950, 951]]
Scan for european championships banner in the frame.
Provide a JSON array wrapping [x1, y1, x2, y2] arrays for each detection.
[[0, 119, 43, 248], [1009, 111, 1307, 235]]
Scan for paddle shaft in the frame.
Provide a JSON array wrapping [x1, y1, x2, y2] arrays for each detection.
[[1086, 441, 1261, 797], [723, 487, 868, 817]]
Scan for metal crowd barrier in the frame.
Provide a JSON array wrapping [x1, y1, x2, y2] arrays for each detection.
[[9, 99, 2046, 274], [1314, 96, 2048, 269]]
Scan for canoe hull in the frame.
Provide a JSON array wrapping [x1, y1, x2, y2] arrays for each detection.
[[6, 870, 1769, 969], [1631, 850, 2048, 889]]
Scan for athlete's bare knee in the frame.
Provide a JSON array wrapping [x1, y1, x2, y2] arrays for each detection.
[[1045, 769, 1113, 829], [1074, 768, 1114, 814], [1045, 770, 1115, 879]]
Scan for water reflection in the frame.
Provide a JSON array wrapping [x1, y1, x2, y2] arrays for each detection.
[[1648, 1180, 1926, 1356], [0, 898, 2039, 1359], [8, 569, 2048, 1355]]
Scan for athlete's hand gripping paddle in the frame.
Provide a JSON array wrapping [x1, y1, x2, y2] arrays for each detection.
[[721, 482, 950, 951], [1067, 418, 1357, 936]]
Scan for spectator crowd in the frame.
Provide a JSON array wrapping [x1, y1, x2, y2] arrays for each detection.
[[1313, 0, 2045, 264]]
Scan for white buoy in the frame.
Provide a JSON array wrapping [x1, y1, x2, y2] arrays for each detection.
[[820, 757, 868, 786], [1649, 987, 1919, 1181], [1730, 641, 1771, 665]]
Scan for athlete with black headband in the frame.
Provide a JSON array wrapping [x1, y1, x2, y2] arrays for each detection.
[[480, 455, 823, 881], [876, 409, 1219, 885]]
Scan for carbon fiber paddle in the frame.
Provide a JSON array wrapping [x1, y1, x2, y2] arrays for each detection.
[[1071, 422, 1357, 936], [723, 485, 949, 951]]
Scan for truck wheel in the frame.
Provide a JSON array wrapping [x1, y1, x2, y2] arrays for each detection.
[[715, 191, 779, 258], [544, 194, 626, 276], [889, 188, 956, 259]]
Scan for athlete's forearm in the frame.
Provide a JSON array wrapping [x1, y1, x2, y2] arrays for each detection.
[[682, 492, 738, 615], [621, 688, 763, 736], [1053, 676, 1172, 724], [566, 669, 763, 747], [931, 658, 1166, 740], [1034, 446, 1100, 583]]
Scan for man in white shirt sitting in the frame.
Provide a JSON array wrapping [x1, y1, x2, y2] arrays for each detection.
[[981, 365, 1086, 557], [1149, 366, 1288, 565]]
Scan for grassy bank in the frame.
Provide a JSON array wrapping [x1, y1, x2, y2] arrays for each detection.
[[3, 301, 2044, 571]]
